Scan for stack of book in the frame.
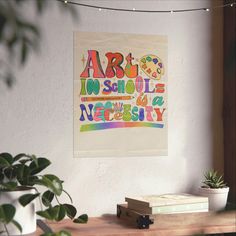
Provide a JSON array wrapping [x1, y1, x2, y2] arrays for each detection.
[[125, 193, 209, 214], [117, 193, 209, 229]]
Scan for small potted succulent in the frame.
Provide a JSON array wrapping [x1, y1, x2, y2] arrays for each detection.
[[0, 152, 88, 236], [199, 170, 229, 211]]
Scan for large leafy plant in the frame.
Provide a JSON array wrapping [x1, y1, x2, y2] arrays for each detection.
[[0, 152, 88, 236], [202, 170, 227, 189]]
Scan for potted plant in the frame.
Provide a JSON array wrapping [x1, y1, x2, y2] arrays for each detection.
[[199, 170, 229, 211], [0, 152, 88, 236]]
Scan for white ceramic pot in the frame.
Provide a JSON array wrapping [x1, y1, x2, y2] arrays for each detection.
[[199, 187, 229, 211], [0, 187, 36, 235]]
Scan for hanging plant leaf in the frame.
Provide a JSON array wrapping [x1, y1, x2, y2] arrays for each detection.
[[0, 153, 14, 165], [37, 209, 54, 221], [0, 204, 16, 223], [63, 204, 77, 219], [73, 214, 88, 224], [16, 164, 30, 185], [40, 230, 71, 236], [12, 219, 22, 233], [23, 22, 40, 37], [41, 175, 63, 196], [0, 153, 13, 167], [27, 175, 39, 186], [19, 193, 40, 207], [29, 157, 51, 175], [0, 157, 10, 168], [4, 167, 17, 180], [53, 205, 66, 221], [42, 190, 54, 207], [21, 38, 28, 64], [0, 172, 4, 182], [0, 181, 17, 190], [13, 153, 27, 162], [37, 205, 66, 221]]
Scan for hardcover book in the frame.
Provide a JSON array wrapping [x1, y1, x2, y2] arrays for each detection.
[[127, 201, 208, 214], [125, 193, 208, 208]]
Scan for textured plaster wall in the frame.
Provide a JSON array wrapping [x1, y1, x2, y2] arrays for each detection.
[[0, 0, 223, 216]]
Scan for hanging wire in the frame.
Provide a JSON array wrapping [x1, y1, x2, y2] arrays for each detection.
[[56, 0, 236, 13]]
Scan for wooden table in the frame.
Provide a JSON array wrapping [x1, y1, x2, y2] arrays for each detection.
[[34, 211, 236, 236]]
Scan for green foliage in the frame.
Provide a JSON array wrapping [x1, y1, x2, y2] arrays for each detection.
[[0, 0, 77, 88], [73, 214, 89, 224], [202, 170, 227, 189], [0, 152, 88, 235], [0, 204, 16, 224], [40, 230, 71, 236]]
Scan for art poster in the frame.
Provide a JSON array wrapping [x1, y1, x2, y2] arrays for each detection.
[[74, 31, 168, 157]]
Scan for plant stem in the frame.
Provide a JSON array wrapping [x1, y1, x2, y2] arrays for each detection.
[[3, 223, 9, 236], [55, 195, 60, 205], [63, 189, 73, 204], [35, 188, 43, 211]]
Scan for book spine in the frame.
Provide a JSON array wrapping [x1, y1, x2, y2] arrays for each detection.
[[125, 195, 209, 207], [117, 204, 154, 229], [128, 202, 209, 214], [125, 197, 150, 207]]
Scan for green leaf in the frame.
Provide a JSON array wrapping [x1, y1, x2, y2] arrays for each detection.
[[37, 205, 66, 221], [23, 23, 40, 37], [57, 230, 71, 236], [42, 190, 54, 207], [53, 205, 66, 221], [19, 193, 40, 207], [0, 157, 10, 168], [63, 204, 77, 219], [37, 209, 54, 221], [0, 181, 17, 190], [14, 153, 27, 162], [40, 230, 71, 236], [27, 175, 39, 186], [21, 39, 28, 64], [4, 167, 17, 180], [29, 157, 51, 175], [19, 159, 31, 165], [0, 204, 16, 223], [42, 175, 63, 196], [16, 164, 31, 185], [12, 219, 22, 233], [73, 214, 88, 224], [0, 153, 13, 166], [36, 0, 47, 14], [0, 172, 4, 182]]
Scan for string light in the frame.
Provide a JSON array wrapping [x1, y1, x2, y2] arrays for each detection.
[[60, 0, 235, 13]]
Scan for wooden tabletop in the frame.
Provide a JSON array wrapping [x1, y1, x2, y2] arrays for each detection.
[[34, 211, 236, 236]]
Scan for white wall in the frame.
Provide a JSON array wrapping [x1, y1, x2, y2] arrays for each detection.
[[0, 0, 223, 216]]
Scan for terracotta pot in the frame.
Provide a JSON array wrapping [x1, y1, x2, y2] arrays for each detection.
[[199, 186, 229, 211], [0, 187, 36, 235]]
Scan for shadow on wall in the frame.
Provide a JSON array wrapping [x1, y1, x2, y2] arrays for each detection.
[[223, 0, 236, 203], [210, 1, 224, 173]]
